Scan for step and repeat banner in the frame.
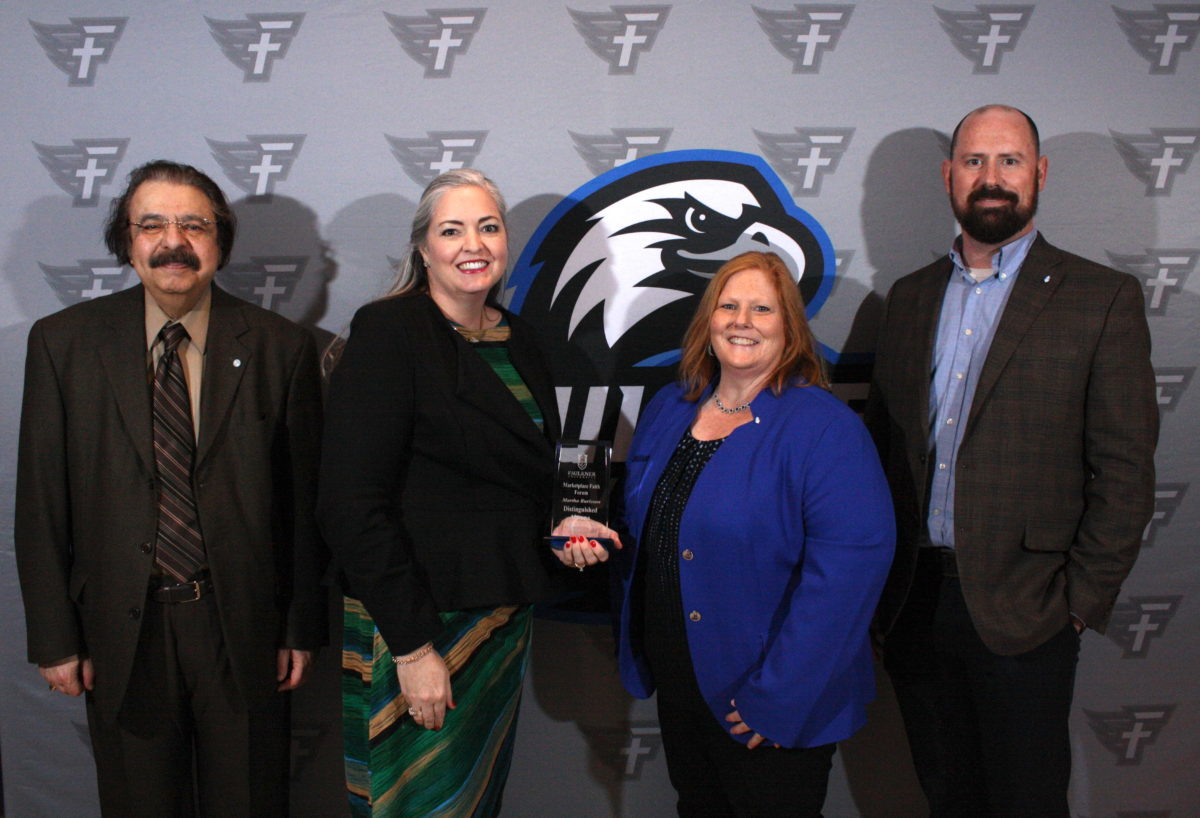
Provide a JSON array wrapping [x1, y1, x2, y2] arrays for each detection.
[[1, 2, 1195, 815]]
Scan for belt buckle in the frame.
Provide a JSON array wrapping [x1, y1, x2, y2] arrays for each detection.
[[181, 580, 202, 602]]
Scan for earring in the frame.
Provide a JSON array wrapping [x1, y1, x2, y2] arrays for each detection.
[[706, 342, 715, 357]]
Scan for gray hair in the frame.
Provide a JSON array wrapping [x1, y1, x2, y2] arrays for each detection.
[[386, 168, 509, 300]]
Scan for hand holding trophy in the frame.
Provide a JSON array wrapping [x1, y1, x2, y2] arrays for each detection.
[[547, 441, 622, 570]]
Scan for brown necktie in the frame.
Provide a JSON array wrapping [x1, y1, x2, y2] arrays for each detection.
[[152, 322, 205, 581]]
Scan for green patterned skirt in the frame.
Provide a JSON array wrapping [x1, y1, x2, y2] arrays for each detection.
[[342, 599, 532, 817]]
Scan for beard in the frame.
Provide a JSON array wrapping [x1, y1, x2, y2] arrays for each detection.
[[952, 183, 1038, 245]]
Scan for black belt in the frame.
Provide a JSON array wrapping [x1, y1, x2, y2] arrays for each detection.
[[920, 546, 959, 578], [150, 573, 214, 603]]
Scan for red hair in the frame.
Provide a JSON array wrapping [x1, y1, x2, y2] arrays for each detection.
[[677, 251, 827, 401]]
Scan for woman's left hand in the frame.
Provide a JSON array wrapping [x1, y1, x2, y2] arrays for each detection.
[[550, 516, 622, 571], [725, 699, 780, 749]]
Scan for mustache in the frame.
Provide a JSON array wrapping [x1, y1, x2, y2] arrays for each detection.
[[968, 185, 1019, 206], [149, 247, 201, 270]]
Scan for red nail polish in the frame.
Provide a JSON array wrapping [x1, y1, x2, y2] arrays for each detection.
[[590, 541, 600, 548]]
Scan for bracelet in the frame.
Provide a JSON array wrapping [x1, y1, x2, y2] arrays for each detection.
[[392, 642, 434, 665]]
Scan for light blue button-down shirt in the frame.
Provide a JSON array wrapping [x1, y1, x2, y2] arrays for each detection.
[[926, 230, 1037, 548]]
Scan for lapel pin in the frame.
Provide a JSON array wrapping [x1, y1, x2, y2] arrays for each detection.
[[233, 358, 242, 368], [755, 417, 760, 424], [1043, 276, 1051, 283]]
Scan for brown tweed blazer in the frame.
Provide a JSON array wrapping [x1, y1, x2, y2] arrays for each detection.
[[866, 234, 1158, 656]]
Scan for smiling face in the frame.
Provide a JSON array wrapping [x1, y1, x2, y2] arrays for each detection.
[[709, 267, 784, 386], [419, 184, 508, 310], [943, 107, 1047, 249], [127, 180, 221, 318]]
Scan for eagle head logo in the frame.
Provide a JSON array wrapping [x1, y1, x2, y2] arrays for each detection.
[[509, 150, 835, 449]]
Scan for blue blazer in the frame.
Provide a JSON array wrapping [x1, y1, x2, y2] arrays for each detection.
[[616, 381, 895, 748]]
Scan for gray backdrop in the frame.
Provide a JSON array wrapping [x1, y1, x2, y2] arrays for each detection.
[[1, 2, 1196, 816]]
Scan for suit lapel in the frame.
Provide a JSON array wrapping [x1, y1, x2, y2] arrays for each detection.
[[98, 285, 156, 474], [416, 295, 549, 452], [196, 287, 250, 470], [965, 236, 1064, 434], [908, 264, 948, 429], [887, 260, 949, 444], [454, 331, 550, 451], [506, 317, 561, 443]]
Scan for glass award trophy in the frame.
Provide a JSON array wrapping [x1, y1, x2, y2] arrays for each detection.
[[548, 439, 613, 549]]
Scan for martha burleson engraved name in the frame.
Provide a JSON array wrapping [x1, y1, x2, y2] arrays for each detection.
[[559, 468, 604, 517], [552, 441, 612, 526]]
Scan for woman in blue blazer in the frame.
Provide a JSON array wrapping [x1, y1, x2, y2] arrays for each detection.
[[557, 251, 894, 816]]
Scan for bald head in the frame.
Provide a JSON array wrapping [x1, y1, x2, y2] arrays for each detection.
[[950, 105, 1040, 158]]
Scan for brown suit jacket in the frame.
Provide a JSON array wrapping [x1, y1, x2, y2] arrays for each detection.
[[15, 283, 326, 721], [866, 234, 1158, 655]]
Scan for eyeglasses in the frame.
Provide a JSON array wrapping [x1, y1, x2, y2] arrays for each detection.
[[129, 217, 215, 238]]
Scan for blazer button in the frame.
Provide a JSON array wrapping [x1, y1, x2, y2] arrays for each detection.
[[128, 607, 141, 620], [689, 610, 701, 622], [139, 542, 152, 554], [681, 549, 694, 561]]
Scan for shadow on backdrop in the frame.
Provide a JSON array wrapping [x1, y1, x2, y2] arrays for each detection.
[[836, 127, 956, 818], [844, 127, 956, 360], [1038, 131, 1158, 260]]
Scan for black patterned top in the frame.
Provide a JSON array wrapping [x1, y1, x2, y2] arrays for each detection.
[[639, 429, 724, 703]]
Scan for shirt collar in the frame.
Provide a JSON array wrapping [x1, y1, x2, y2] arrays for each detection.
[[144, 286, 212, 354], [948, 229, 1038, 283]]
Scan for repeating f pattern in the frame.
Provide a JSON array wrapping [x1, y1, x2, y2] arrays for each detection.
[[1110, 128, 1200, 196], [569, 5, 670, 74], [935, 4, 1033, 73], [385, 8, 486, 77], [38, 259, 131, 306], [754, 3, 853, 73], [29, 17, 127, 86], [34, 138, 129, 207], [1113, 3, 1200, 73], [152, 323, 205, 582], [570, 128, 673, 175], [205, 12, 305, 81]]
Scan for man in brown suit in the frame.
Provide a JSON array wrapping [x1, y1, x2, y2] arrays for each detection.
[[15, 160, 325, 816], [866, 106, 1158, 816]]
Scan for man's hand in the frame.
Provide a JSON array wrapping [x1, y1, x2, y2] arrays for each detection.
[[40, 655, 94, 696], [276, 649, 314, 691]]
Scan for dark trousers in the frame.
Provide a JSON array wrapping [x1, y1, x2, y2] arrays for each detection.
[[652, 659, 834, 818], [86, 590, 290, 818], [883, 549, 1079, 818]]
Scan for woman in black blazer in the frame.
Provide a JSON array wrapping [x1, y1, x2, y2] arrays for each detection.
[[318, 169, 562, 817]]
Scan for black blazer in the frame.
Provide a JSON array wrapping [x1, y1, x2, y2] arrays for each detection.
[[317, 293, 562, 655], [866, 235, 1158, 655], [15, 284, 326, 721]]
